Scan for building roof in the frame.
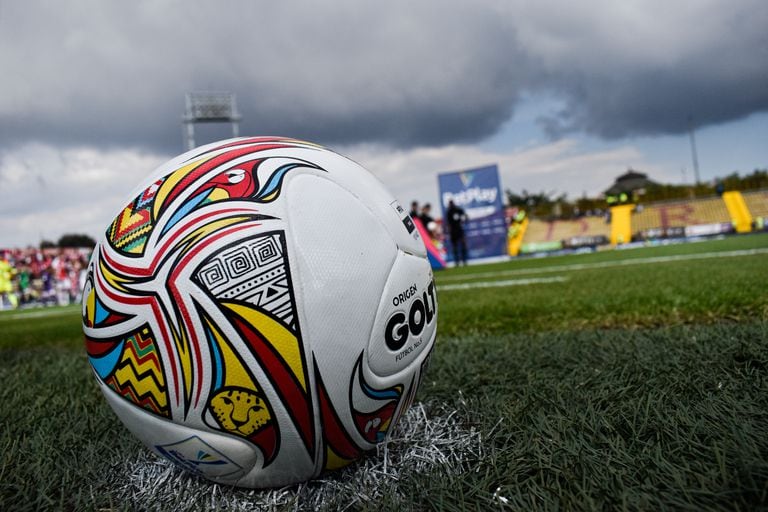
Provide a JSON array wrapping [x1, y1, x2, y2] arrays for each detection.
[[604, 169, 657, 195]]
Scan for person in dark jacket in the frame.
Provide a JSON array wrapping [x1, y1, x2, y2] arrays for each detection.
[[419, 203, 435, 229], [409, 201, 419, 220], [445, 200, 468, 266]]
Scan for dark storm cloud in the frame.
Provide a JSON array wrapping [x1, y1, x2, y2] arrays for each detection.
[[0, 1, 525, 152], [1, 0, 767, 152], [535, 2, 768, 139]]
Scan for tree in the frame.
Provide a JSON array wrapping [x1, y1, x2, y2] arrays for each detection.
[[505, 167, 768, 221], [505, 189, 561, 218], [57, 233, 96, 248]]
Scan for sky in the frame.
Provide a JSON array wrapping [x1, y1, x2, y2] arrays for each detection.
[[1, 0, 766, 247]]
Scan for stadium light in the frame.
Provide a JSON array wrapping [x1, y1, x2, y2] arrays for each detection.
[[182, 92, 242, 150]]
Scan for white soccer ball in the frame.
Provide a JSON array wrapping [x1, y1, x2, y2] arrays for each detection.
[[82, 137, 437, 488]]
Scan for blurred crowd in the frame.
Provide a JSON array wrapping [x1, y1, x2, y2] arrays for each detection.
[[0, 247, 91, 310]]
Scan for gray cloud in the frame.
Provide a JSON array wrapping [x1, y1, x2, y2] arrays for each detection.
[[1, 0, 766, 153], [534, 2, 768, 139]]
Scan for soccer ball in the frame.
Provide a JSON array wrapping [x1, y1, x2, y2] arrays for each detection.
[[82, 137, 437, 488]]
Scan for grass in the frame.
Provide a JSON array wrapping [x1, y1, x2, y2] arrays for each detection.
[[438, 234, 768, 336], [444, 232, 768, 277], [0, 305, 82, 349], [1, 233, 767, 510], [425, 323, 768, 510], [0, 348, 137, 509]]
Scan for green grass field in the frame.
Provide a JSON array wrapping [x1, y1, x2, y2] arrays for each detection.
[[2, 234, 767, 510]]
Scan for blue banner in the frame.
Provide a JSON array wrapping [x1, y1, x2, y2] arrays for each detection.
[[438, 164, 507, 262]]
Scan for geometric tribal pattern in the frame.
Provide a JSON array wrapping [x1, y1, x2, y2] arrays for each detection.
[[87, 138, 354, 478], [106, 178, 164, 256], [102, 325, 170, 418], [194, 232, 297, 332]]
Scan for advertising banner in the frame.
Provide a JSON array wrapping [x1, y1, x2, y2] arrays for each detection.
[[437, 164, 507, 262]]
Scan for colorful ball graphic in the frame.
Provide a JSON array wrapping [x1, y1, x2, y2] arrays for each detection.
[[82, 137, 437, 488]]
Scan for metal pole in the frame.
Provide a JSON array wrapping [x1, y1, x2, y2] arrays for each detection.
[[184, 120, 195, 151], [688, 125, 700, 185]]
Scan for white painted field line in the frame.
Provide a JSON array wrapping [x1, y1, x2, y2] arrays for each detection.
[[439, 276, 567, 291], [0, 307, 79, 321], [439, 247, 768, 282]]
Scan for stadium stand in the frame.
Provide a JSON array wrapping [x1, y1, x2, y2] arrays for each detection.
[[742, 190, 768, 219], [742, 189, 768, 231], [519, 191, 768, 253], [520, 216, 610, 253], [632, 196, 732, 238]]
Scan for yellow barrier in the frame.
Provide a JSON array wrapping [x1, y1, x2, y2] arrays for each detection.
[[610, 204, 635, 245], [507, 217, 529, 256], [722, 191, 753, 233]]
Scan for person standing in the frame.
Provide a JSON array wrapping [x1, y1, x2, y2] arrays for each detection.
[[419, 203, 434, 228], [409, 201, 419, 220], [445, 200, 468, 266], [419, 203, 437, 239], [0, 254, 13, 309]]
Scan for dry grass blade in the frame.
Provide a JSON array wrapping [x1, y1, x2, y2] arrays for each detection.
[[112, 401, 483, 511]]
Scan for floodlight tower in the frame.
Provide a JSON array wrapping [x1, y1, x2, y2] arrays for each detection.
[[182, 92, 242, 150]]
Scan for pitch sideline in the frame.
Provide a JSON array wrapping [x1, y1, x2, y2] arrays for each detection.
[[439, 247, 768, 283], [1, 306, 80, 322], [439, 276, 567, 291]]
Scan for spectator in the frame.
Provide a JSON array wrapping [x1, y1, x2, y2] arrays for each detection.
[[0, 246, 92, 309], [409, 201, 419, 220], [0, 254, 16, 309], [419, 203, 435, 228], [445, 200, 468, 266]]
